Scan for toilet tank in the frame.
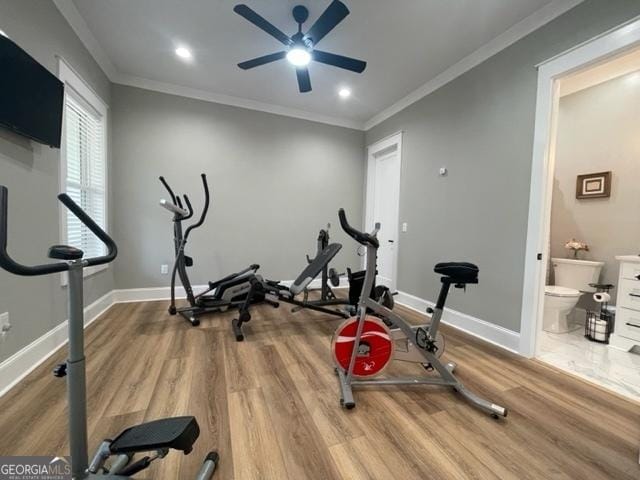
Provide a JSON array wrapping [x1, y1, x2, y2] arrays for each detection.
[[552, 258, 604, 293]]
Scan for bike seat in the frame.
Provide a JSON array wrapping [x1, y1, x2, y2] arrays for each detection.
[[110, 416, 200, 455], [48, 245, 84, 260], [434, 262, 479, 284]]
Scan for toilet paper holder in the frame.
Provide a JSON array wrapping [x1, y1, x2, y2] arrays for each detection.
[[585, 283, 615, 344]]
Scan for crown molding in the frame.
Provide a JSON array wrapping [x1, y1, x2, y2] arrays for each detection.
[[53, 0, 118, 79], [363, 0, 584, 130], [113, 73, 365, 130], [55, 0, 583, 132]]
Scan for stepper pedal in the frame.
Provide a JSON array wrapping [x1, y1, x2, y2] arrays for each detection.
[[110, 416, 200, 455]]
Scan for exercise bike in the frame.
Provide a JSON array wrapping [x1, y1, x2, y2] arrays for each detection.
[[332, 209, 508, 419], [0, 185, 218, 478], [159, 173, 267, 326]]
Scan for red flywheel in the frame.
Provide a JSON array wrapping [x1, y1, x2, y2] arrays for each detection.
[[332, 316, 394, 378]]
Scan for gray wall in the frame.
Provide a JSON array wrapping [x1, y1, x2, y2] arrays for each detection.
[[0, 0, 113, 363], [365, 0, 640, 332], [111, 85, 365, 288], [550, 72, 640, 304]]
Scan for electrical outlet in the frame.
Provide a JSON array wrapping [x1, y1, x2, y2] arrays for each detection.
[[161, 264, 169, 275], [402, 222, 408, 233]]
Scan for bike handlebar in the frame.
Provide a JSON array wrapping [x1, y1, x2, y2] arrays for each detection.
[[0, 186, 117, 276], [337, 209, 380, 248]]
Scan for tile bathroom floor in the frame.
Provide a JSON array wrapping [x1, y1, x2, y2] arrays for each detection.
[[537, 328, 640, 402]]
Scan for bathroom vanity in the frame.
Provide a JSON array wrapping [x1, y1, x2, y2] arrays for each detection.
[[610, 255, 640, 351]]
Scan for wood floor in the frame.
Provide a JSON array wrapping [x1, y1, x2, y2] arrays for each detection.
[[0, 298, 638, 479]]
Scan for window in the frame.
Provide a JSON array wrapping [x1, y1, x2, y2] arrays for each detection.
[[59, 60, 108, 276]]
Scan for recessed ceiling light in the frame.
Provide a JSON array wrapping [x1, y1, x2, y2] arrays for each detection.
[[286, 48, 311, 67], [175, 46, 192, 60], [338, 88, 351, 99]]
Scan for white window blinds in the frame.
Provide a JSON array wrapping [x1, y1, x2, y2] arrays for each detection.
[[64, 93, 106, 258]]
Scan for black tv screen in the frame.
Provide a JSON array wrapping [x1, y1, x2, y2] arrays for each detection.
[[0, 35, 64, 148]]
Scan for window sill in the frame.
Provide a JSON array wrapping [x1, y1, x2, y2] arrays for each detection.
[[60, 263, 109, 287]]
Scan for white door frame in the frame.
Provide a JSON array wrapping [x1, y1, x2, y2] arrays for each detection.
[[365, 131, 403, 292], [519, 16, 640, 358]]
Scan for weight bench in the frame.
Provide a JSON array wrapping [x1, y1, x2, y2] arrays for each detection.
[[231, 243, 351, 341]]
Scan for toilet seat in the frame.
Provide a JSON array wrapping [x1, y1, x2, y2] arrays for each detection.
[[545, 285, 580, 297]]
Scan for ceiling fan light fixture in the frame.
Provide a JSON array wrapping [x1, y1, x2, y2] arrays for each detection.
[[234, 1, 366, 93], [175, 46, 192, 60], [286, 47, 311, 67]]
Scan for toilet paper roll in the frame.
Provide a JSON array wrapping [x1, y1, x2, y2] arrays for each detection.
[[593, 292, 611, 303]]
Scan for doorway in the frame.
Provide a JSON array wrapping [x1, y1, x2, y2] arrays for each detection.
[[365, 132, 402, 292], [521, 16, 640, 358]]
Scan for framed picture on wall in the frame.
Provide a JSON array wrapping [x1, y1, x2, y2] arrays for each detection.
[[576, 171, 611, 199]]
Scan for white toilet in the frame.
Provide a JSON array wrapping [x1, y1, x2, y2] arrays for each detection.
[[543, 258, 604, 333]]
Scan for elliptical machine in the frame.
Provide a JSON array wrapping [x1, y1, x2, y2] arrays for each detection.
[[0, 185, 218, 478], [332, 209, 507, 419], [159, 173, 266, 326]]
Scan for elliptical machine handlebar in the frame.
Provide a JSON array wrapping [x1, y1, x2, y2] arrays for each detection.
[[338, 208, 380, 248], [184, 173, 210, 240], [0, 186, 118, 276], [182, 194, 194, 219], [158, 174, 209, 236], [160, 199, 190, 217], [159, 175, 177, 205]]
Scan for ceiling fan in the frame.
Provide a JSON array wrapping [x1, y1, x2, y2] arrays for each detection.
[[233, 1, 366, 93]]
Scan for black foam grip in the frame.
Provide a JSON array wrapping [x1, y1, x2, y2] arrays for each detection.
[[57, 193, 117, 267], [338, 209, 379, 248], [159, 176, 177, 204], [0, 186, 69, 276]]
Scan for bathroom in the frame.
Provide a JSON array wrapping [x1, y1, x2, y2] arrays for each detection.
[[536, 47, 640, 401]]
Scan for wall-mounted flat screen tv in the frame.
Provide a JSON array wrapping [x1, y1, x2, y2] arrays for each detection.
[[0, 34, 64, 148]]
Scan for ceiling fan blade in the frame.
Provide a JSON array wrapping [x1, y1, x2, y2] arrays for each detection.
[[238, 51, 287, 70], [296, 67, 312, 93], [304, 0, 349, 46], [234, 4, 292, 46], [312, 50, 366, 73]]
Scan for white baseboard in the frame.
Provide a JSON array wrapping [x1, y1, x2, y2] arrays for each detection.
[[395, 290, 521, 354], [112, 285, 192, 303], [0, 291, 115, 398]]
